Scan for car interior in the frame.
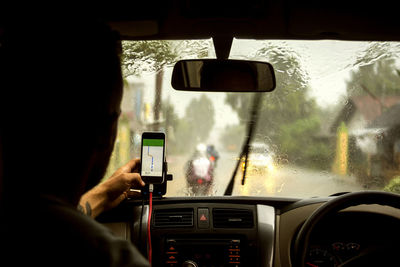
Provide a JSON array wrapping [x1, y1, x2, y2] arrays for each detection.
[[5, 1, 400, 267]]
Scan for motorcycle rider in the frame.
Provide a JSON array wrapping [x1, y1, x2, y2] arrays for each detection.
[[185, 144, 214, 195], [207, 144, 220, 167]]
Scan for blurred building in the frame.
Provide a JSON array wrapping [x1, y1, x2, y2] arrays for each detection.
[[368, 103, 400, 177], [330, 95, 400, 186], [330, 95, 400, 135]]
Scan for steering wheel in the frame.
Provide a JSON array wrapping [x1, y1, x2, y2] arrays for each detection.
[[293, 191, 400, 267]]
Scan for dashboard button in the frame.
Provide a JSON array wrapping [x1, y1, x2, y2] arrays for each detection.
[[198, 208, 210, 229]]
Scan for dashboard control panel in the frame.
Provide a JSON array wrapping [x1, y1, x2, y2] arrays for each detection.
[[164, 238, 242, 267]]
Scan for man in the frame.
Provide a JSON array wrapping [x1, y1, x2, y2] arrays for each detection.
[[0, 15, 150, 266]]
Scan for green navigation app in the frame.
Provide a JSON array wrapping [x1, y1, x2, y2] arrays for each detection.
[[142, 139, 164, 177]]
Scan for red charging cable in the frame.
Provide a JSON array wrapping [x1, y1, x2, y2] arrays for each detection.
[[147, 185, 153, 265]]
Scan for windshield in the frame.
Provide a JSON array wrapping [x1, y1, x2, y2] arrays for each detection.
[[106, 39, 400, 198]]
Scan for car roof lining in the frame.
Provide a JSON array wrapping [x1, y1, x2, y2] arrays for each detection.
[[103, 0, 400, 41]]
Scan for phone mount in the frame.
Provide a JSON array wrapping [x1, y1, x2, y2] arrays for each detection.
[[141, 162, 173, 198]]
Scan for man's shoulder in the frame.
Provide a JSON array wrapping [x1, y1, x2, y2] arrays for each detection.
[[3, 197, 150, 267], [43, 197, 150, 266], [42, 196, 109, 236]]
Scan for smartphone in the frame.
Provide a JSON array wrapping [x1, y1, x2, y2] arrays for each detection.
[[140, 132, 165, 184]]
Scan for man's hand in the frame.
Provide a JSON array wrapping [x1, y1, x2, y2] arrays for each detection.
[[78, 158, 145, 218]]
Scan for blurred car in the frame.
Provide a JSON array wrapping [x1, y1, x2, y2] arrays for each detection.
[[242, 142, 275, 174]]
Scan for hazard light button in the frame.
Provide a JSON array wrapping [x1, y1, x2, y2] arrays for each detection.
[[198, 208, 210, 229]]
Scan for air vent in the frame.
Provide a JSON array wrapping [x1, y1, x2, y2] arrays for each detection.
[[213, 208, 254, 228], [153, 209, 194, 228]]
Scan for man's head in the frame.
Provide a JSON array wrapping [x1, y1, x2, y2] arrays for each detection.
[[1, 17, 123, 205]]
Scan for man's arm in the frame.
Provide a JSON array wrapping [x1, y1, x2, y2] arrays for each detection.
[[79, 158, 145, 218]]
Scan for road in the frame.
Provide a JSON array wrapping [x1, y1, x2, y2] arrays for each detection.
[[165, 152, 365, 198]]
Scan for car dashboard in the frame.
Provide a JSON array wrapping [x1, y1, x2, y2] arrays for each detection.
[[98, 196, 400, 267]]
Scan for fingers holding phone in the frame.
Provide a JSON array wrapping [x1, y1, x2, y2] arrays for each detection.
[[140, 132, 166, 184]]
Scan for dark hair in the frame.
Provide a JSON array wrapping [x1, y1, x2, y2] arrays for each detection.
[[0, 17, 123, 202]]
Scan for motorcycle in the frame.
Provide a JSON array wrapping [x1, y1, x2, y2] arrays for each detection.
[[185, 145, 214, 195]]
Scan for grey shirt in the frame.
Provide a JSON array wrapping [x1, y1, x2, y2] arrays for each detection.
[[2, 196, 150, 267]]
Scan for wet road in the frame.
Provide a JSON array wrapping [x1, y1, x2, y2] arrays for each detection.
[[166, 152, 365, 198]]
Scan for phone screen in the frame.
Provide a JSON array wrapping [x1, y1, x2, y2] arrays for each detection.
[[141, 134, 165, 182]]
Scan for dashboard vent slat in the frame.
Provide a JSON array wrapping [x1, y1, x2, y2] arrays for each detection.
[[154, 208, 194, 228], [213, 208, 254, 228]]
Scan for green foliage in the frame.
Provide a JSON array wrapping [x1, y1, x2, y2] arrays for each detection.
[[353, 42, 398, 68], [384, 176, 400, 194], [347, 59, 400, 96], [219, 124, 245, 151], [121, 39, 213, 154], [174, 39, 212, 59], [162, 98, 178, 138], [121, 39, 213, 77], [279, 117, 319, 156], [224, 42, 330, 169], [163, 95, 215, 154], [162, 98, 179, 129], [346, 43, 400, 96], [279, 116, 333, 169], [169, 119, 193, 154], [226, 43, 315, 126], [122, 40, 177, 77], [185, 95, 215, 142]]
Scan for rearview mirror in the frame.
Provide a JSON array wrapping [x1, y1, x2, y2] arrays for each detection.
[[171, 59, 276, 92]]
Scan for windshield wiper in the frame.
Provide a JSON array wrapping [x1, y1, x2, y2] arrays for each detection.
[[224, 93, 262, 196]]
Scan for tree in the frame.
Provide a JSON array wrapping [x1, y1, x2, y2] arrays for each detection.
[[219, 124, 245, 152], [226, 43, 314, 131], [185, 95, 215, 143], [122, 40, 214, 131], [121, 39, 213, 77], [173, 119, 195, 153], [159, 95, 215, 154], [162, 98, 179, 133], [347, 61, 400, 97], [224, 42, 331, 168], [161, 98, 180, 154], [346, 42, 400, 96], [121, 41, 177, 77]]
